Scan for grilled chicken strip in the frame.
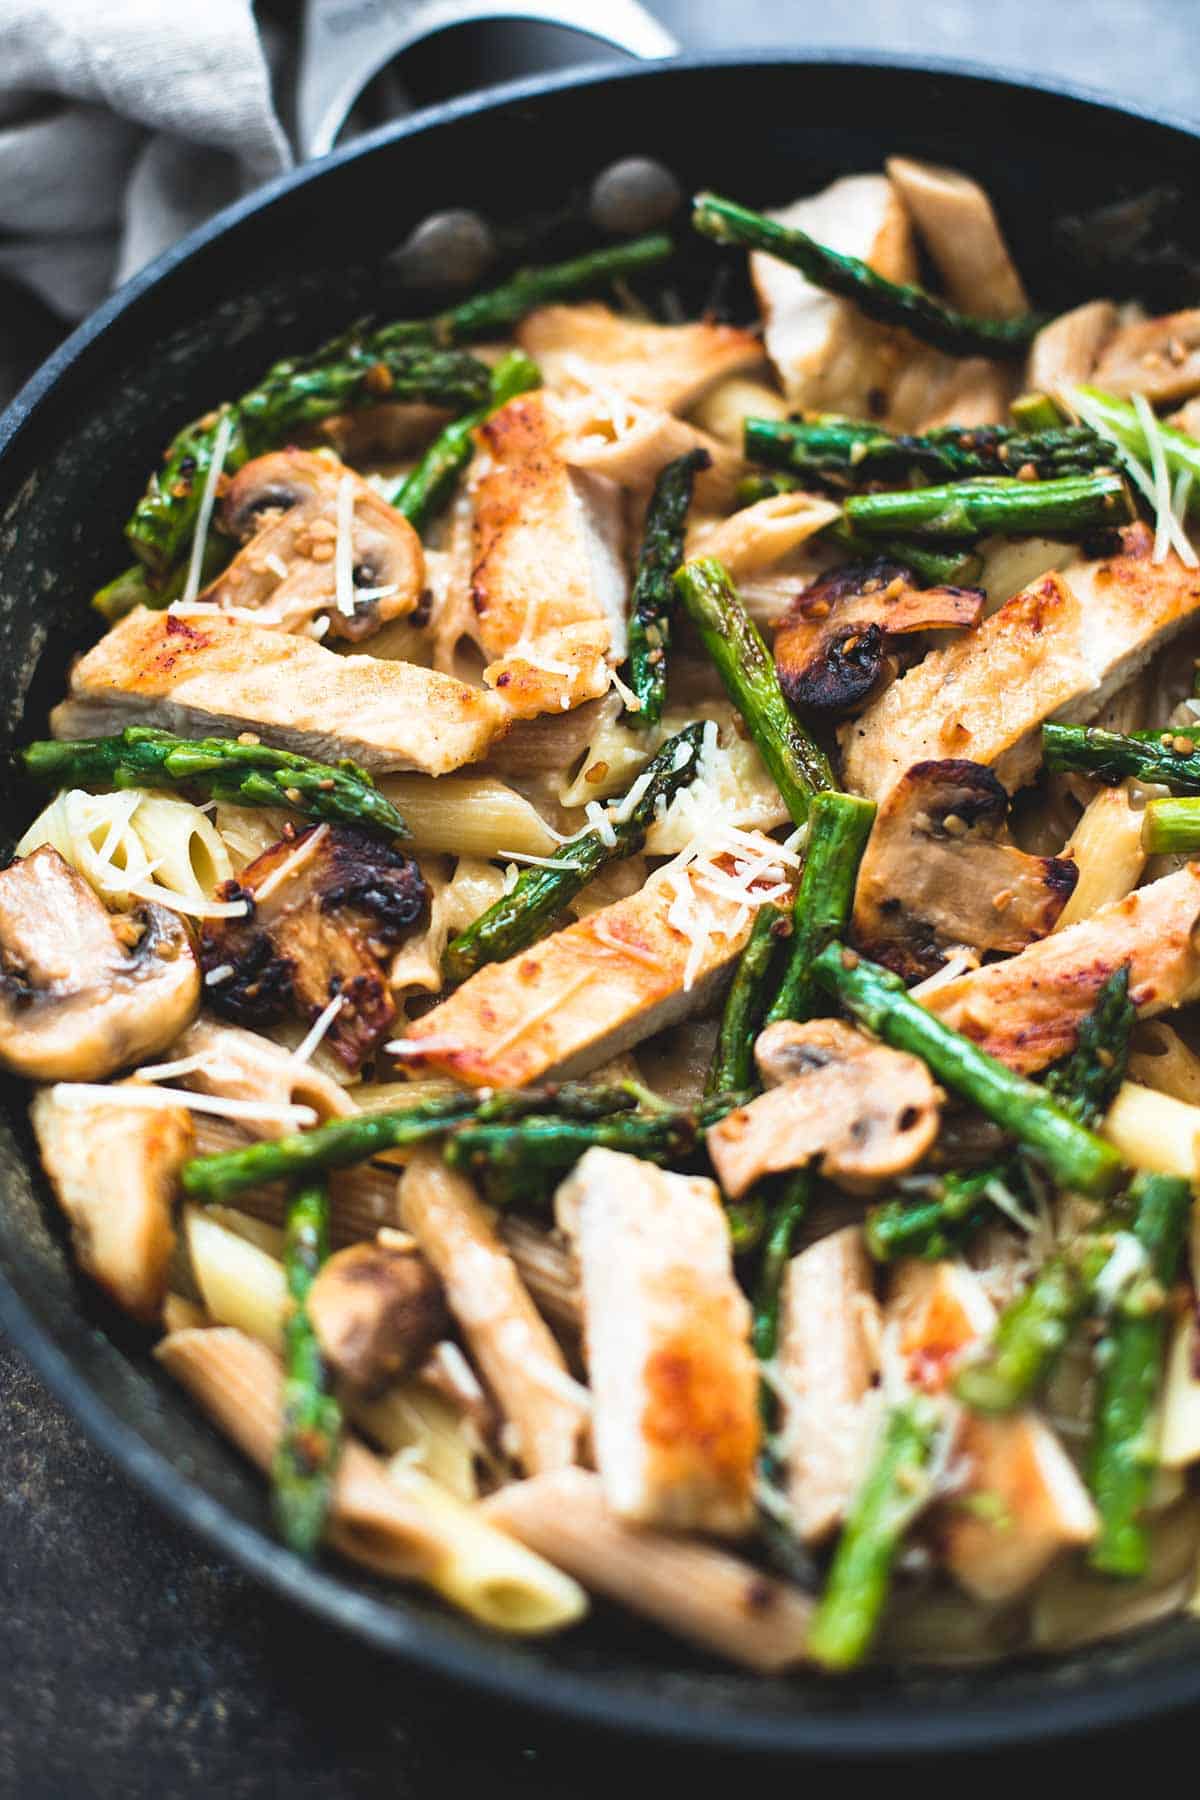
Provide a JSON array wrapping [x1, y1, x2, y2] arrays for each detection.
[[200, 824, 427, 1070], [467, 391, 626, 717], [776, 1226, 881, 1544], [200, 449, 425, 641], [924, 863, 1200, 1074], [840, 525, 1200, 800], [888, 1260, 1098, 1602], [516, 303, 762, 414], [31, 1083, 192, 1321], [706, 1018, 942, 1198], [556, 1148, 759, 1535], [0, 846, 199, 1081], [51, 607, 507, 777], [401, 854, 788, 1088]]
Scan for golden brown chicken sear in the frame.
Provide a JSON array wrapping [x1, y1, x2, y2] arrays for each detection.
[[201, 449, 425, 641], [199, 825, 427, 1070], [773, 559, 984, 718], [850, 759, 1078, 979], [0, 846, 200, 1081]]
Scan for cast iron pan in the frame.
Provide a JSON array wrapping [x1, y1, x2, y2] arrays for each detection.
[[3, 51, 1200, 1757]]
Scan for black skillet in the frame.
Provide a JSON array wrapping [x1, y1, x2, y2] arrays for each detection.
[[3, 51, 1200, 1757]]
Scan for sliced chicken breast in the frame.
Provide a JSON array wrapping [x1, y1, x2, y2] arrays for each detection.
[[556, 1148, 759, 1534], [840, 526, 1200, 799], [924, 863, 1200, 1073], [51, 607, 508, 776], [467, 391, 626, 717], [516, 303, 762, 414]]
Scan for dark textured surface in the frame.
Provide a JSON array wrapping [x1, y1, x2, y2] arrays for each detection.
[[3, 6, 1200, 1792]]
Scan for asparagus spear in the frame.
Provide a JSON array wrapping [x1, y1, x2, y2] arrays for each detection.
[[826, 519, 984, 589], [692, 191, 1045, 359], [744, 415, 1111, 489], [1044, 722, 1200, 794], [673, 558, 835, 823], [16, 725, 408, 839], [1089, 1172, 1191, 1577], [92, 532, 233, 624], [811, 944, 1125, 1197], [127, 341, 493, 577], [954, 1249, 1098, 1415], [843, 472, 1133, 542], [444, 1107, 701, 1195], [807, 1395, 947, 1670], [764, 791, 876, 1028], [272, 1179, 343, 1557], [1072, 385, 1200, 511], [442, 722, 704, 983], [865, 1166, 1002, 1264], [1010, 391, 1068, 432], [389, 349, 541, 532], [1142, 797, 1200, 854], [431, 233, 674, 344], [182, 1095, 477, 1201], [705, 904, 790, 1097], [751, 1173, 811, 1366], [1043, 963, 1134, 1126], [625, 448, 711, 728]]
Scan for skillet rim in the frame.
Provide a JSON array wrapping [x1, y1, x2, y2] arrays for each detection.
[[3, 47, 1200, 1756]]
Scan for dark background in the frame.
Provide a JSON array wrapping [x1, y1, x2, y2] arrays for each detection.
[[3, 2, 1197, 1791]]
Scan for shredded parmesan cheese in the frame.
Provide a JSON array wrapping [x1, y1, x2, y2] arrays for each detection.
[[334, 472, 357, 616], [251, 824, 328, 904], [204, 963, 236, 987], [51, 1082, 317, 1130], [291, 992, 345, 1065], [181, 409, 236, 605], [608, 665, 641, 712]]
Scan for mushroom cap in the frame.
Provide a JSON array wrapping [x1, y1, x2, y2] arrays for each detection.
[[0, 847, 200, 1082], [307, 1241, 447, 1392]]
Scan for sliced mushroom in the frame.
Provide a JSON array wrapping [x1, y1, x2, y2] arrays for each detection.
[[31, 1082, 192, 1321], [1026, 300, 1119, 397], [850, 759, 1078, 980], [706, 1018, 943, 1198], [773, 559, 984, 717], [306, 1240, 447, 1392], [202, 449, 425, 641], [1092, 307, 1200, 404], [0, 846, 200, 1081], [199, 825, 428, 1070]]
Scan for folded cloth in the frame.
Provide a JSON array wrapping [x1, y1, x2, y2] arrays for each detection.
[[0, 0, 291, 399]]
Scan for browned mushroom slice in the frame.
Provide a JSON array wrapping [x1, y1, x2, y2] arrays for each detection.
[[307, 1240, 447, 1392], [1092, 308, 1200, 405], [850, 759, 1078, 981], [0, 846, 200, 1081], [199, 825, 428, 1070], [773, 559, 984, 717], [202, 449, 424, 641], [706, 1018, 943, 1198]]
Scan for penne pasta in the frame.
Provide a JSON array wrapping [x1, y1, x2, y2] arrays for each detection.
[[1053, 784, 1147, 930], [399, 1151, 590, 1475], [18, 787, 234, 909], [157, 1327, 587, 1633], [482, 1468, 813, 1671], [356, 1381, 483, 1503], [1128, 1019, 1200, 1105], [184, 1205, 288, 1354], [1102, 1080, 1200, 1178], [376, 775, 559, 859]]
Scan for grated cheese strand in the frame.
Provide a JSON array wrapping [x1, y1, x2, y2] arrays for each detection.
[[334, 471, 357, 616], [290, 992, 345, 1065], [51, 1082, 317, 1129], [181, 410, 236, 605], [251, 824, 329, 905]]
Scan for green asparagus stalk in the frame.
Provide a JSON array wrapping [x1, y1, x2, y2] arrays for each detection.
[[182, 1095, 477, 1202], [705, 904, 790, 1097], [442, 722, 704, 983], [92, 531, 233, 624], [692, 191, 1045, 359], [1043, 964, 1134, 1127], [1072, 385, 1200, 512], [1089, 1172, 1191, 1577], [625, 448, 711, 728], [271, 1179, 343, 1556], [1010, 391, 1068, 432], [752, 1173, 811, 1366], [807, 1395, 947, 1670], [444, 1107, 701, 1194], [1141, 797, 1200, 854], [811, 943, 1125, 1197], [431, 233, 674, 344], [389, 349, 541, 531], [127, 340, 492, 577], [744, 415, 1111, 489], [865, 1166, 1002, 1264], [954, 1250, 1097, 1415], [842, 472, 1133, 542], [826, 519, 984, 588], [16, 725, 408, 839], [764, 791, 876, 1028], [673, 557, 835, 822], [1044, 722, 1200, 794]]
